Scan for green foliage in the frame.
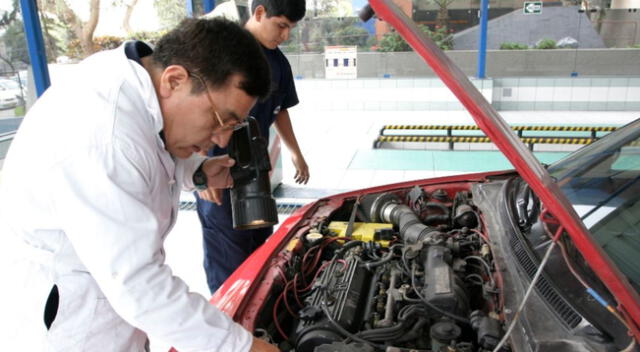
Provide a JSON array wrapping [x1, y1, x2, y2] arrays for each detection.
[[500, 42, 529, 50], [127, 31, 165, 46], [629, 44, 640, 48], [327, 25, 369, 47], [310, 0, 349, 17], [281, 17, 372, 53], [0, 0, 18, 28], [377, 25, 452, 52], [535, 39, 557, 49], [0, 3, 32, 66], [154, 0, 187, 29], [2, 20, 29, 64], [377, 30, 411, 52], [363, 36, 378, 52], [94, 36, 124, 51], [280, 41, 302, 53], [64, 31, 164, 58], [67, 36, 125, 58], [65, 40, 83, 59], [281, 26, 302, 53], [430, 25, 453, 50], [40, 16, 66, 62]]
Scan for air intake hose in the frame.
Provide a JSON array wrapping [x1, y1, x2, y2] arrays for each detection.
[[361, 193, 440, 244]]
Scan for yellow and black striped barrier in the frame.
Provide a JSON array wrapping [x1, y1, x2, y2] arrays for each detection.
[[380, 125, 618, 140], [377, 124, 618, 149], [381, 125, 618, 132], [373, 135, 596, 149]]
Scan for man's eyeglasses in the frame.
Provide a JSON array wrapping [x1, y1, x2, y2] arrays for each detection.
[[189, 72, 248, 132]]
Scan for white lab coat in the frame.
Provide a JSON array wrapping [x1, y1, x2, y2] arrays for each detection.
[[0, 44, 253, 351]]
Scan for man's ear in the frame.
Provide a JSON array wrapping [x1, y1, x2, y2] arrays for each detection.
[[254, 5, 266, 21], [158, 65, 190, 99]]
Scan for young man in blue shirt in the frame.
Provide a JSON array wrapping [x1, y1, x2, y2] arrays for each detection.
[[197, 0, 309, 294]]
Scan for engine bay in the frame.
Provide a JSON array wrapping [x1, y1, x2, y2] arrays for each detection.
[[252, 184, 507, 352]]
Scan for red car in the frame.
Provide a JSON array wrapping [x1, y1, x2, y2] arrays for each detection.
[[210, 0, 640, 350]]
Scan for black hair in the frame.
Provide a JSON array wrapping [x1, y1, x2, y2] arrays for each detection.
[[152, 18, 270, 99], [251, 0, 306, 23]]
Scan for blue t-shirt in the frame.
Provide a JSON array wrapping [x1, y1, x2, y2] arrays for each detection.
[[209, 46, 298, 157]]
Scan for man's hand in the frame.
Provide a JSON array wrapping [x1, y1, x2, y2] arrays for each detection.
[[202, 155, 235, 188], [197, 155, 235, 205], [197, 188, 223, 205], [249, 337, 280, 352], [292, 153, 309, 185]]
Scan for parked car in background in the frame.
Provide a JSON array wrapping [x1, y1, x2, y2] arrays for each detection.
[[11, 72, 28, 99], [0, 89, 19, 110], [207, 0, 640, 351], [0, 79, 25, 104]]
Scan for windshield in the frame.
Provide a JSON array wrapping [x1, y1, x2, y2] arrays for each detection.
[[547, 119, 640, 291], [0, 80, 19, 90]]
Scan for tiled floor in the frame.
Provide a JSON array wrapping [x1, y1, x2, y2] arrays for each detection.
[[277, 109, 640, 192]]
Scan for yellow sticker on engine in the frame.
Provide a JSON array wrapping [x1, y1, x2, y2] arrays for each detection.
[[328, 222, 393, 247], [285, 238, 300, 252]]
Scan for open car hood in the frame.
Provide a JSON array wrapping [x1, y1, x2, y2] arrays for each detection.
[[368, 0, 640, 335]]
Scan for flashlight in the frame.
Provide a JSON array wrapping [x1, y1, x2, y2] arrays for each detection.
[[228, 116, 279, 230]]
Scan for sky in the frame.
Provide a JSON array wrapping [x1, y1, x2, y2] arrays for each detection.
[[0, 0, 10, 13]]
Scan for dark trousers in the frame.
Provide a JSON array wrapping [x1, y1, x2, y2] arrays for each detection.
[[195, 189, 272, 294]]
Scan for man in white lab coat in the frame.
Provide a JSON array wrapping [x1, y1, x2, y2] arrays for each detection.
[[0, 18, 278, 352]]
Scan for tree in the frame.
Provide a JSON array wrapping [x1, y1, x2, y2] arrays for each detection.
[[281, 17, 372, 53], [432, 0, 455, 28], [310, 0, 337, 17], [0, 0, 28, 70], [0, 0, 18, 28], [281, 25, 302, 53], [377, 25, 452, 52], [79, 0, 100, 56], [0, 0, 25, 107], [40, 0, 101, 58], [122, 0, 140, 34], [38, 5, 64, 60], [154, 0, 186, 29], [328, 25, 369, 47], [377, 29, 411, 52], [126, 30, 164, 46], [2, 19, 30, 64], [429, 25, 453, 50]]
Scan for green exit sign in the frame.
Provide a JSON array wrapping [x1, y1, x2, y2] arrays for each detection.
[[523, 1, 543, 14]]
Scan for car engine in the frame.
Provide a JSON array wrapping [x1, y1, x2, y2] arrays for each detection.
[[253, 186, 506, 352]]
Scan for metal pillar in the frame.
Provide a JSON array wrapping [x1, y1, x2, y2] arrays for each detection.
[[19, 0, 50, 97], [203, 0, 215, 14], [476, 0, 489, 79]]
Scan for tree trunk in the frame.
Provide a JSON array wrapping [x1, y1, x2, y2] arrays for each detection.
[[38, 10, 58, 60], [45, 0, 100, 57], [80, 0, 100, 56], [123, 0, 139, 34], [433, 0, 454, 28]]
